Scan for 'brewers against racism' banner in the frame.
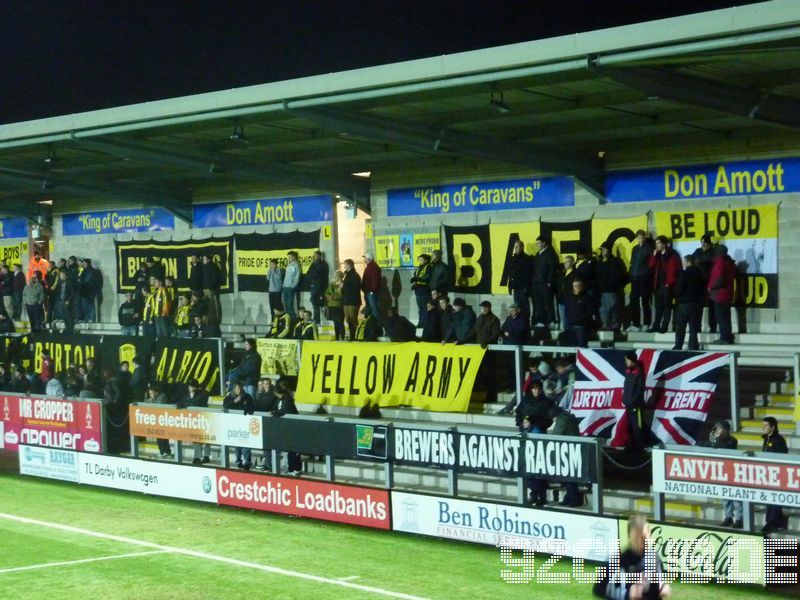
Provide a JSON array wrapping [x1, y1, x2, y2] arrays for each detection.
[[233, 231, 320, 292], [445, 216, 648, 295], [655, 205, 778, 308], [115, 237, 234, 294], [296, 341, 485, 412], [569, 348, 728, 448]]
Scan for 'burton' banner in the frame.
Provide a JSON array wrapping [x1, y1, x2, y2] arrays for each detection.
[[296, 341, 485, 412], [569, 348, 727, 448], [29, 333, 154, 374], [115, 237, 234, 294], [234, 231, 320, 292], [152, 337, 224, 395]]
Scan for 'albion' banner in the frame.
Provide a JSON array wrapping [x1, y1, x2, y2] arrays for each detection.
[[115, 237, 234, 294], [445, 215, 648, 295], [655, 205, 778, 308], [653, 447, 800, 508], [2, 395, 103, 453], [570, 349, 728, 447], [296, 341, 485, 412], [234, 231, 320, 292], [152, 337, 223, 395], [129, 405, 263, 449]]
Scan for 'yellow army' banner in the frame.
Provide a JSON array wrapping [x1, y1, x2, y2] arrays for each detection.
[[256, 338, 299, 376], [655, 205, 778, 308], [296, 341, 485, 412]]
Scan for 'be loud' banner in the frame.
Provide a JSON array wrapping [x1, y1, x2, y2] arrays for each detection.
[[655, 205, 778, 308], [296, 341, 485, 412], [234, 231, 320, 292], [115, 237, 234, 294]]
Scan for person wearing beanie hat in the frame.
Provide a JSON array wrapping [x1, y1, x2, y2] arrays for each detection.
[[762, 416, 789, 532], [621, 352, 646, 451]]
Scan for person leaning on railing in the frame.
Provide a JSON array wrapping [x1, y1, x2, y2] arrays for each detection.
[[698, 420, 741, 528], [224, 381, 255, 470]]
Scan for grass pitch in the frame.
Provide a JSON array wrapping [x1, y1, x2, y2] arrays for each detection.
[[0, 474, 793, 599]]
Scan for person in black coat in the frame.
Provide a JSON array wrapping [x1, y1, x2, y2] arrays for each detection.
[[628, 230, 654, 331], [306, 251, 330, 325], [188, 255, 204, 295], [564, 278, 595, 348], [500, 304, 529, 345], [507, 240, 533, 327], [420, 299, 441, 342], [383, 306, 416, 342], [223, 381, 255, 469], [621, 352, 647, 451], [530, 236, 559, 327], [692, 233, 717, 334], [272, 383, 302, 474], [762, 416, 789, 533], [201, 254, 222, 323], [341, 260, 362, 340], [596, 241, 627, 331], [227, 338, 261, 396], [673, 255, 706, 350]]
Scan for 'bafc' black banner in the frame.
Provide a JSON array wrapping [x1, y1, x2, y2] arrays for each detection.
[[153, 337, 223, 395], [444, 224, 491, 294], [234, 230, 320, 292], [115, 237, 234, 294], [29, 333, 154, 374], [391, 426, 598, 484]]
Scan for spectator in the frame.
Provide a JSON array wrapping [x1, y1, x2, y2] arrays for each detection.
[[556, 256, 576, 330], [147, 383, 173, 458], [174, 294, 192, 337], [254, 377, 277, 413], [474, 300, 501, 346], [54, 269, 76, 334], [699, 420, 741, 528], [574, 248, 597, 310], [355, 306, 382, 342], [531, 235, 559, 328], [178, 378, 211, 465], [498, 358, 544, 415], [550, 404, 584, 507], [420, 298, 441, 342], [648, 235, 682, 333], [443, 298, 476, 345], [324, 271, 345, 341], [12, 264, 25, 320], [341, 259, 362, 340], [438, 296, 454, 342], [306, 251, 329, 325], [692, 233, 717, 334], [0, 265, 12, 317], [622, 351, 646, 451], [188, 291, 208, 323], [0, 363, 9, 391], [708, 244, 737, 344], [0, 301, 14, 334], [190, 315, 215, 338], [151, 278, 171, 338], [145, 256, 166, 283], [501, 303, 528, 346], [22, 275, 46, 332], [673, 255, 705, 351], [27, 251, 48, 283], [46, 373, 65, 397], [67, 255, 80, 284], [565, 279, 595, 348], [507, 240, 533, 328], [45, 261, 60, 324], [77, 258, 99, 322], [141, 289, 156, 337], [267, 306, 293, 339], [428, 249, 449, 297], [223, 381, 255, 469], [410, 254, 432, 327], [294, 309, 318, 340], [163, 276, 177, 322], [628, 230, 654, 332], [554, 358, 576, 400], [130, 357, 148, 403], [119, 291, 140, 336], [188, 255, 203, 296], [272, 383, 302, 475], [228, 338, 261, 397], [201, 254, 221, 323], [595, 515, 670, 600], [9, 364, 29, 394], [282, 251, 301, 320], [383, 306, 417, 342], [361, 252, 381, 324], [266, 258, 284, 319], [762, 416, 789, 533], [39, 348, 54, 384], [596, 241, 627, 331]]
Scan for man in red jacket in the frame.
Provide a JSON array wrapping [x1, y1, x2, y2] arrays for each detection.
[[647, 236, 682, 333], [361, 252, 382, 324], [708, 244, 737, 344]]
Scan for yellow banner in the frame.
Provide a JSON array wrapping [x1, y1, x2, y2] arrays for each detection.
[[0, 241, 28, 265], [655, 205, 777, 242], [256, 338, 299, 376], [375, 235, 400, 268], [236, 248, 317, 276], [489, 221, 539, 293], [591, 215, 649, 267], [413, 232, 442, 262], [296, 341, 485, 412]]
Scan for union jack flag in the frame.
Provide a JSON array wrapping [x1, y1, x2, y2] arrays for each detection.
[[568, 348, 729, 447]]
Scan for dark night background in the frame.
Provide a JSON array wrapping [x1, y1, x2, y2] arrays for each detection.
[[1, 0, 763, 124]]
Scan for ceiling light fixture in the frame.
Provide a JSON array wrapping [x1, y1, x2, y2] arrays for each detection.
[[489, 90, 511, 114], [229, 120, 249, 143], [352, 171, 371, 178], [43, 144, 57, 165]]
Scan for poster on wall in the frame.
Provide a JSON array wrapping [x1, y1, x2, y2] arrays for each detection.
[[375, 235, 401, 269], [0, 240, 28, 265], [0, 217, 28, 240], [62, 208, 175, 236], [115, 237, 234, 294], [569, 348, 728, 448], [233, 231, 320, 292], [654, 205, 778, 308]]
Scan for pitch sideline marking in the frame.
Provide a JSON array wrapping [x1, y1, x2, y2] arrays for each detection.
[[0, 550, 168, 574], [0, 512, 431, 600]]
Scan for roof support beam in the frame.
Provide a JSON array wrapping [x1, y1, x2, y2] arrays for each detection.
[[0, 168, 194, 223], [293, 106, 604, 195], [71, 137, 371, 212], [593, 65, 800, 130]]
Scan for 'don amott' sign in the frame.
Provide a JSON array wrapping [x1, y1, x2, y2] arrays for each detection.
[[62, 208, 175, 235], [193, 195, 333, 228], [606, 157, 799, 202]]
